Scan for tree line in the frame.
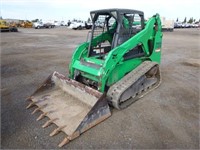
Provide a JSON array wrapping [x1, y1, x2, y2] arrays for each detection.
[[176, 17, 200, 23]]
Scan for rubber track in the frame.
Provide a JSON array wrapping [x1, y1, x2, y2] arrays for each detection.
[[107, 61, 161, 109]]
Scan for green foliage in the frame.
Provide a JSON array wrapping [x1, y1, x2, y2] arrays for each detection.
[[183, 17, 187, 23], [32, 19, 39, 22], [87, 17, 91, 22], [188, 17, 193, 23]]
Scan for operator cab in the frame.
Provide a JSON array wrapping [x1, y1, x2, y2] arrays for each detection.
[[88, 9, 145, 59]]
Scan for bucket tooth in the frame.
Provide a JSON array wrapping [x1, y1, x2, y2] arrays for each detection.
[[31, 104, 47, 114], [26, 101, 36, 109], [67, 132, 80, 140], [58, 137, 69, 147], [36, 112, 48, 121], [58, 133, 79, 147], [26, 96, 33, 101], [42, 118, 58, 128], [31, 107, 40, 114], [49, 126, 66, 137]]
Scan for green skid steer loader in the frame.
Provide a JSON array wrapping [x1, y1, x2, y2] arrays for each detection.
[[26, 9, 162, 147]]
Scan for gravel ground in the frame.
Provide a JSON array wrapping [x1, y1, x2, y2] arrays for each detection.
[[1, 27, 200, 149]]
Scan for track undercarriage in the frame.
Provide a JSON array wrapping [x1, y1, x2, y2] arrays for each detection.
[[107, 61, 161, 109]]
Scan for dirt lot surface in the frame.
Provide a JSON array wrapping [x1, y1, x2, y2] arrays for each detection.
[[1, 27, 200, 149]]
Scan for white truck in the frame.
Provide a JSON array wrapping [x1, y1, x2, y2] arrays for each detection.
[[33, 21, 43, 29], [69, 20, 85, 30], [33, 20, 55, 29]]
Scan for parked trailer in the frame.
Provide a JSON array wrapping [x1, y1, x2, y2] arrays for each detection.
[[161, 17, 174, 32]]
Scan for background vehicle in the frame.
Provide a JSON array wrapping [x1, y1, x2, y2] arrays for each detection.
[[60, 21, 67, 26], [33, 21, 55, 29], [33, 21, 43, 29], [54, 21, 61, 27], [21, 21, 33, 28], [174, 21, 183, 28], [69, 20, 85, 30], [44, 22, 55, 28], [27, 9, 162, 147], [161, 17, 174, 31], [85, 21, 92, 29], [0, 19, 18, 32]]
